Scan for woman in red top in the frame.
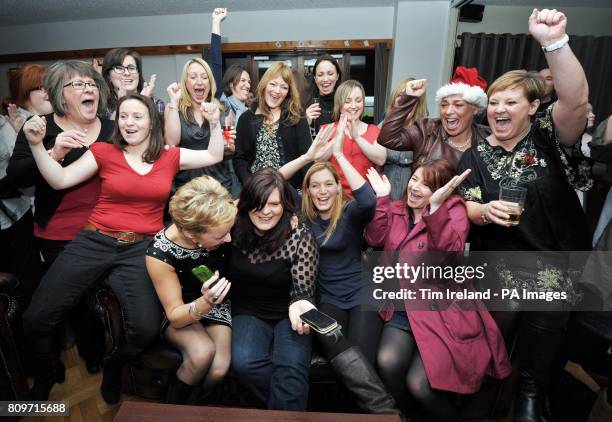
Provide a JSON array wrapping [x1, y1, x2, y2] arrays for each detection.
[[324, 80, 386, 196], [365, 161, 511, 421], [21, 93, 224, 404]]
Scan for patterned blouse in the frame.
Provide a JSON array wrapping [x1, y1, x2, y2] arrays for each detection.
[[456, 105, 592, 300], [250, 121, 282, 173], [146, 229, 231, 328]]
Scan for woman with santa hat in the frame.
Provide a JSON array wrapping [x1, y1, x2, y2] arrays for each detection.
[[378, 66, 489, 170]]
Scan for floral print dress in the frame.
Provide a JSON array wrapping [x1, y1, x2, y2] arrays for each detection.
[[457, 105, 592, 299]]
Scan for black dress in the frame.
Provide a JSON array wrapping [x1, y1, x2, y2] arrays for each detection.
[[457, 105, 592, 300], [146, 228, 232, 333]]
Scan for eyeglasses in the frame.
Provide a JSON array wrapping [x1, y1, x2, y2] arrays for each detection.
[[30, 86, 46, 92], [63, 81, 99, 91], [112, 65, 138, 74]]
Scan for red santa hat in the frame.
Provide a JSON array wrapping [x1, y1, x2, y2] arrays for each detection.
[[435, 66, 488, 109]]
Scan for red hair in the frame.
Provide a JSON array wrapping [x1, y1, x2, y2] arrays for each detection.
[[16, 64, 47, 109], [414, 159, 454, 191]]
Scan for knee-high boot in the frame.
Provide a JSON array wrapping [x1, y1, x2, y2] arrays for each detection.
[[330, 347, 398, 414], [514, 312, 568, 422]]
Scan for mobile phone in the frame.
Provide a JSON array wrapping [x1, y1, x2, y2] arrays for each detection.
[[192, 265, 215, 286], [299, 309, 338, 334]]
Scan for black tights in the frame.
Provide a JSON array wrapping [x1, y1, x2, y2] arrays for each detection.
[[377, 326, 458, 421], [315, 303, 382, 365]]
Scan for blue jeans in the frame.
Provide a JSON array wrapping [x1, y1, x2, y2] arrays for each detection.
[[231, 315, 312, 410]]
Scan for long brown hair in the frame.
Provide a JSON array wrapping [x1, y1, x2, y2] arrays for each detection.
[[112, 93, 164, 163], [301, 162, 348, 243], [255, 63, 302, 125]]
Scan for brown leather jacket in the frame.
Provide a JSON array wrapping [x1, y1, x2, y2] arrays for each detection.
[[378, 92, 490, 169]]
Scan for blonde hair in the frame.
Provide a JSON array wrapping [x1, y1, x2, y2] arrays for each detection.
[[488, 70, 544, 103], [179, 58, 221, 125], [256, 62, 302, 125], [387, 77, 429, 122], [333, 80, 366, 121], [301, 162, 348, 243], [169, 176, 237, 234]]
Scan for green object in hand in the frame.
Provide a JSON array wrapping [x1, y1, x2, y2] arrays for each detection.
[[192, 265, 214, 284]]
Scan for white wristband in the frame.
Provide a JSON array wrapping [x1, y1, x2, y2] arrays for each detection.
[[542, 34, 569, 52]]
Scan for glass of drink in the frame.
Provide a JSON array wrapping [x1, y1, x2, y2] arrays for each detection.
[[222, 111, 234, 144], [499, 184, 527, 225]]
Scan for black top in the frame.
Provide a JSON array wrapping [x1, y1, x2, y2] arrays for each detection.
[[457, 105, 592, 252], [146, 228, 231, 327], [226, 223, 318, 321], [312, 92, 334, 135], [173, 109, 233, 191], [6, 113, 114, 228], [234, 105, 312, 189], [310, 183, 376, 309]]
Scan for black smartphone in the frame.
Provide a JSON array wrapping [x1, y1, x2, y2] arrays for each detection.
[[299, 309, 338, 334]]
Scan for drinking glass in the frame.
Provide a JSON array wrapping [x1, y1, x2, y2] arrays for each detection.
[[499, 184, 527, 225]]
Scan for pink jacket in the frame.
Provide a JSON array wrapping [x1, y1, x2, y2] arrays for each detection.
[[365, 195, 512, 394]]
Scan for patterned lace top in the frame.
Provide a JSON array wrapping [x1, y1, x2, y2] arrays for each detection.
[[146, 228, 231, 327], [457, 104, 592, 252], [226, 223, 319, 320], [250, 120, 282, 173]]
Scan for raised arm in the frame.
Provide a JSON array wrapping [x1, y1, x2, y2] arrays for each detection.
[[334, 115, 366, 191], [378, 79, 428, 151], [278, 124, 334, 180], [146, 257, 230, 329], [164, 83, 183, 146], [24, 116, 98, 190], [529, 9, 588, 146], [209, 8, 226, 99], [179, 102, 224, 169], [364, 168, 393, 247]]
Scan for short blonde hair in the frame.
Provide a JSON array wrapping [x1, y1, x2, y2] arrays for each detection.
[[333, 80, 365, 121], [387, 77, 429, 122], [256, 62, 302, 125], [169, 176, 237, 234], [179, 58, 220, 125], [488, 70, 545, 103]]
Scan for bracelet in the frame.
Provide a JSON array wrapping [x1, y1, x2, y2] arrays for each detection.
[[189, 300, 204, 320], [167, 103, 178, 110], [542, 34, 569, 52], [480, 203, 491, 225]]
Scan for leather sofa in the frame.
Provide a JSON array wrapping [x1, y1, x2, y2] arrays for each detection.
[[93, 282, 520, 417]]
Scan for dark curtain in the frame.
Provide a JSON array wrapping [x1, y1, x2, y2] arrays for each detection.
[[374, 42, 390, 125], [454, 33, 612, 126]]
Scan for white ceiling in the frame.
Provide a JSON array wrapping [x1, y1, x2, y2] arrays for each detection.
[[475, 0, 611, 6], [0, 0, 396, 26], [0, 0, 609, 26]]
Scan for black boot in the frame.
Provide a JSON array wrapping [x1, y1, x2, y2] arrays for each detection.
[[166, 373, 198, 405], [514, 312, 568, 422], [330, 347, 398, 414], [28, 354, 57, 401], [100, 355, 124, 405], [514, 370, 545, 422]]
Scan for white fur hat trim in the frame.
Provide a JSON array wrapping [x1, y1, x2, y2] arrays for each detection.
[[435, 83, 487, 109]]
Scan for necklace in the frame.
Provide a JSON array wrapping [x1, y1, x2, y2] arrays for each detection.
[[447, 135, 471, 150]]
